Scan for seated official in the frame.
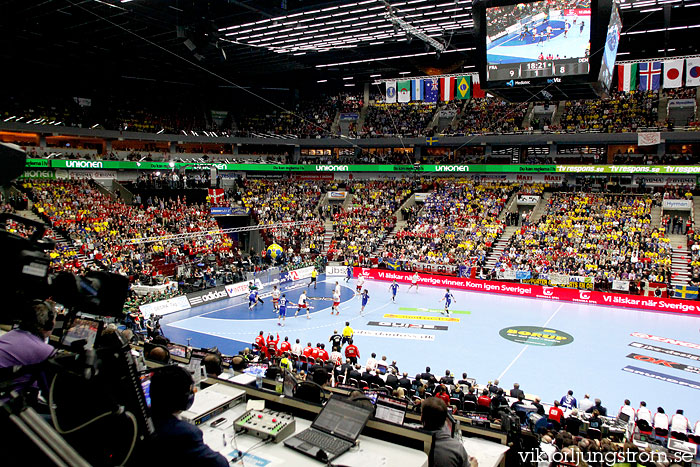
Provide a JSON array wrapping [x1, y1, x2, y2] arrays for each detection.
[[421, 397, 476, 467], [147, 365, 228, 467], [0, 300, 57, 403]]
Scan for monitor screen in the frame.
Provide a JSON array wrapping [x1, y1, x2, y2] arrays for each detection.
[[167, 342, 190, 361], [486, 0, 591, 82], [375, 395, 408, 426], [243, 363, 268, 378], [62, 317, 100, 349], [598, 1, 621, 91], [363, 390, 378, 405], [140, 371, 154, 408], [376, 364, 387, 375]]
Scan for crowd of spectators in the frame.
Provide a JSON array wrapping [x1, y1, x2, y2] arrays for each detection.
[[24, 180, 239, 282], [361, 103, 437, 137], [559, 90, 660, 133], [493, 192, 672, 291], [448, 98, 529, 135], [327, 179, 414, 262], [241, 179, 325, 262], [383, 179, 513, 269]]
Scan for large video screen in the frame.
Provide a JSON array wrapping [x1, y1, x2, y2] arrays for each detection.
[[486, 0, 592, 82], [597, 2, 621, 91]]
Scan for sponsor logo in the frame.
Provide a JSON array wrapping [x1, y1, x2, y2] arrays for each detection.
[[383, 314, 459, 322], [630, 333, 700, 351], [627, 352, 700, 375], [65, 160, 103, 169], [542, 286, 555, 296], [499, 326, 573, 346], [288, 266, 315, 281], [354, 329, 435, 341], [368, 321, 448, 331], [225, 282, 250, 298], [622, 365, 700, 391], [579, 290, 591, 300], [435, 165, 469, 172], [139, 295, 190, 318], [325, 266, 347, 276], [20, 170, 55, 179], [315, 165, 348, 171], [188, 288, 229, 306], [629, 342, 700, 362]]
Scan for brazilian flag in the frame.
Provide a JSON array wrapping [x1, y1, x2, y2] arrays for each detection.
[[455, 76, 471, 100]]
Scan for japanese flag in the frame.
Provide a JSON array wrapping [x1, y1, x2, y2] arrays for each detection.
[[663, 59, 683, 88]]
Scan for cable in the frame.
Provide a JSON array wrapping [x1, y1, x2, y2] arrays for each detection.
[[49, 374, 114, 435], [117, 411, 138, 467], [231, 438, 272, 465]]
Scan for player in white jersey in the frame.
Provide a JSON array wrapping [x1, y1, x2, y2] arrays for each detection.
[[408, 272, 419, 292], [356, 275, 365, 294], [271, 285, 281, 312], [295, 290, 311, 319], [332, 290, 341, 315], [335, 281, 342, 298]]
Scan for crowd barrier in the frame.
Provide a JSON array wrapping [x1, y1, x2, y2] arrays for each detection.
[[354, 268, 700, 316]]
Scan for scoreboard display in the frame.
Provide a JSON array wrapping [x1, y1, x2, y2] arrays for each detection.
[[474, 0, 621, 101], [488, 57, 589, 81]]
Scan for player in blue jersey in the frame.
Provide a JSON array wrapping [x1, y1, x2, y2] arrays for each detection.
[[440, 288, 456, 315], [278, 294, 288, 326], [249, 290, 260, 310], [389, 280, 399, 303], [345, 264, 353, 282], [360, 289, 370, 315]]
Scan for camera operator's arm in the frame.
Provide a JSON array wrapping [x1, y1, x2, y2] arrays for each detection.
[[0, 301, 57, 401]]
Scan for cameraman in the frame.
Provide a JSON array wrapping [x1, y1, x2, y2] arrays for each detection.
[[0, 300, 57, 402]]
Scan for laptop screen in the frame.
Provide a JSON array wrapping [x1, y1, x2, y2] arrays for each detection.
[[375, 395, 407, 425], [617, 411, 630, 424], [313, 397, 372, 442]]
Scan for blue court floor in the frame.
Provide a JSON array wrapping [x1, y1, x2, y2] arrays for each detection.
[[161, 275, 700, 423]]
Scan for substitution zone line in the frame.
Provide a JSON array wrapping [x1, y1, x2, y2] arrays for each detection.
[[384, 314, 460, 323]]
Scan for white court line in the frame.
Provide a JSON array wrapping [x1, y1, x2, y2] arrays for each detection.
[[497, 303, 563, 381]]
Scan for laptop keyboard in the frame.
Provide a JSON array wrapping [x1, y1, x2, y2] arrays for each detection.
[[297, 429, 351, 455]]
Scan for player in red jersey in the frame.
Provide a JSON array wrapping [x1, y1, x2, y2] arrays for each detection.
[[344, 339, 360, 365]]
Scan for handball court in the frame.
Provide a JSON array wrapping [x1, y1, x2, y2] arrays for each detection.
[[161, 275, 700, 422]]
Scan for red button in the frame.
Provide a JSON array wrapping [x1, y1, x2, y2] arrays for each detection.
[[258, 415, 263, 419], [272, 419, 277, 423]]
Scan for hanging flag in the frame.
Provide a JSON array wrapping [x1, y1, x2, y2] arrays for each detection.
[[385, 81, 397, 103], [440, 77, 455, 101], [663, 59, 683, 88], [686, 57, 700, 87], [642, 281, 667, 298], [424, 78, 439, 103], [472, 74, 485, 98], [617, 63, 637, 92], [397, 80, 411, 103], [638, 132, 661, 146], [207, 188, 224, 204], [638, 61, 661, 91], [411, 79, 423, 101], [673, 285, 699, 300], [455, 76, 472, 100]]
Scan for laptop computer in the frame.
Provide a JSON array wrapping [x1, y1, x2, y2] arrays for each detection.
[[374, 394, 408, 426], [284, 396, 373, 462]]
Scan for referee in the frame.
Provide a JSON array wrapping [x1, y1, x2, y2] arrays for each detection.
[[342, 321, 353, 345]]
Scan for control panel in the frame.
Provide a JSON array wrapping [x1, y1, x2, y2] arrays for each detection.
[[233, 408, 296, 443]]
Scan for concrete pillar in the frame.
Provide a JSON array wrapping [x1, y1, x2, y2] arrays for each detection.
[[39, 134, 46, 147], [169, 141, 177, 154], [364, 83, 370, 105], [414, 145, 422, 162], [549, 143, 557, 159], [293, 146, 301, 163], [232, 144, 239, 156]]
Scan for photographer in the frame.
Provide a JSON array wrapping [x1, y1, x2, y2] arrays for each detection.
[[0, 300, 57, 403]]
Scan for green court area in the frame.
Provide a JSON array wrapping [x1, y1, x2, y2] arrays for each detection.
[[399, 307, 471, 315]]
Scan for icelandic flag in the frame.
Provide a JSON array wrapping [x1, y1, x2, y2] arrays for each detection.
[[411, 79, 423, 101], [686, 57, 700, 87], [424, 78, 439, 103], [638, 61, 661, 91]]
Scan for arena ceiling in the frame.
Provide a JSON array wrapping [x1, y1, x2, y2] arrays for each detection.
[[2, 0, 700, 92]]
